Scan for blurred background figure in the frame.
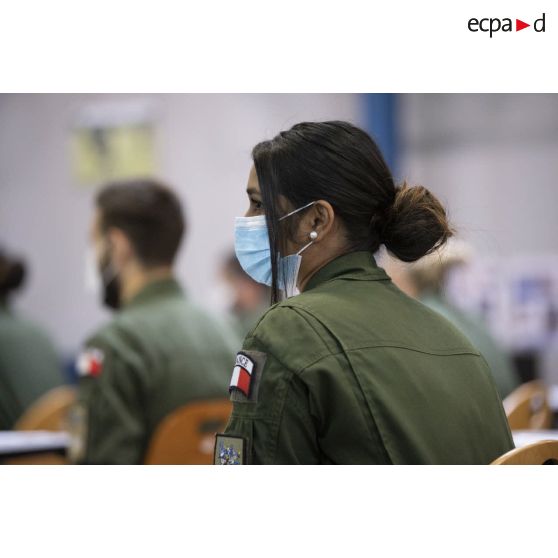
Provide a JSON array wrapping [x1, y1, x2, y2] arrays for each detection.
[[0, 248, 63, 430], [73, 179, 237, 464], [383, 240, 520, 399], [220, 251, 270, 337]]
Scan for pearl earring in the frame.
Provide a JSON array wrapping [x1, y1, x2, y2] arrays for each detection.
[[309, 231, 318, 240]]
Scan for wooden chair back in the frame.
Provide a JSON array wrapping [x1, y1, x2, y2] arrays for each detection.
[[491, 440, 558, 465], [4, 385, 76, 465], [14, 385, 76, 432], [144, 399, 232, 465], [503, 381, 552, 430]]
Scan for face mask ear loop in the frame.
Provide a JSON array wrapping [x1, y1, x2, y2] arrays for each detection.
[[279, 200, 317, 221], [296, 239, 315, 256], [279, 201, 318, 257]]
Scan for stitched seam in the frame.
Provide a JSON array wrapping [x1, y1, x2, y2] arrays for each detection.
[[230, 411, 275, 421], [275, 307, 480, 373], [279, 308, 392, 463], [249, 330, 330, 375], [248, 306, 451, 370], [287, 307, 334, 353], [295, 342, 481, 376], [305, 276, 390, 291]]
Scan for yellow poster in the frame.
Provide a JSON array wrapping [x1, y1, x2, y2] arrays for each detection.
[[70, 100, 156, 185]]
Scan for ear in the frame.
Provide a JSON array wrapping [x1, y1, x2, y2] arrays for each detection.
[[106, 227, 134, 268], [298, 200, 335, 244]]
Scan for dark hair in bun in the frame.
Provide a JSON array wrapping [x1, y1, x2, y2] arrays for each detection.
[[380, 182, 454, 262], [0, 250, 26, 298]]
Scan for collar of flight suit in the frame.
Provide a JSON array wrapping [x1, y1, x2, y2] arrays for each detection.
[[125, 276, 184, 309], [303, 250, 390, 293]]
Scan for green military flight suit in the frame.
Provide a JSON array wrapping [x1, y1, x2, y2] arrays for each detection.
[[218, 252, 514, 465], [0, 300, 63, 430], [75, 278, 238, 464]]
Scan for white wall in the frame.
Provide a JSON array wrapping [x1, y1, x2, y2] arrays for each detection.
[[399, 94, 558, 256], [0, 94, 361, 354]]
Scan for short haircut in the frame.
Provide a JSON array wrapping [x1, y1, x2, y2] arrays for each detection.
[[96, 178, 185, 267]]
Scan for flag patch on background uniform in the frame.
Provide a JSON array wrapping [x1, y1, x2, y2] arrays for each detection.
[[77, 348, 105, 378], [229, 352, 255, 397]]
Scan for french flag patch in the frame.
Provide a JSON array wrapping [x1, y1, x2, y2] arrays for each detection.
[[229, 353, 255, 397], [77, 348, 105, 378]]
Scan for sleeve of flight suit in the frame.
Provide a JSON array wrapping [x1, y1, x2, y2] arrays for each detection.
[[74, 337, 148, 464], [218, 303, 392, 465], [222, 307, 326, 464]]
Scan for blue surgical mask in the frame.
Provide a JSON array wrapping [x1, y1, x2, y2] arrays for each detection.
[[234, 201, 317, 298]]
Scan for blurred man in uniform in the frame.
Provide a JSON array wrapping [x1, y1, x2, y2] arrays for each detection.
[[384, 240, 519, 399], [0, 248, 63, 429], [220, 251, 270, 338], [73, 178, 237, 464]]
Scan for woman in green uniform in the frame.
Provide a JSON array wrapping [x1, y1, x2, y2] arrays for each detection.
[[216, 120, 514, 465], [0, 250, 63, 429]]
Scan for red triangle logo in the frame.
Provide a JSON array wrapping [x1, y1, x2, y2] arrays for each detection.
[[516, 19, 530, 31]]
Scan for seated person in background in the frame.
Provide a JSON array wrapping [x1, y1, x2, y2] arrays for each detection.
[[383, 239, 520, 399], [0, 249, 63, 430], [73, 178, 237, 464], [220, 251, 270, 338]]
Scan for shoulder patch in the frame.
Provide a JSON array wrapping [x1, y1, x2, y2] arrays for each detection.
[[76, 348, 105, 378], [229, 351, 267, 402], [214, 434, 246, 465], [229, 352, 255, 397]]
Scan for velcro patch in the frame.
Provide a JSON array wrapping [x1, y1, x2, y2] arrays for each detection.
[[214, 434, 246, 465], [77, 348, 105, 378], [229, 352, 255, 397]]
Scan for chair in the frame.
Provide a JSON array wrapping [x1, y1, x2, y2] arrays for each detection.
[[491, 440, 558, 465], [144, 398, 232, 464], [503, 380, 552, 430], [3, 385, 77, 465], [14, 385, 77, 432]]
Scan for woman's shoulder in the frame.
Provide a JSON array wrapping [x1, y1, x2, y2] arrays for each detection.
[[248, 290, 332, 334], [243, 298, 336, 373]]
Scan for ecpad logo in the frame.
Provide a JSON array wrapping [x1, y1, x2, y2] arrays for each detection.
[[468, 13, 546, 37]]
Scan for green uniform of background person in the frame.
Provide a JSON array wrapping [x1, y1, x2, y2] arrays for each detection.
[[0, 251, 63, 430], [0, 300, 63, 430], [78, 278, 236, 464], [227, 307, 268, 340], [74, 178, 237, 464], [383, 239, 520, 400], [220, 250, 270, 339], [224, 252, 514, 464]]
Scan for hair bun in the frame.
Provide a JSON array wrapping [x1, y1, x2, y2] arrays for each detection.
[[0, 255, 26, 294], [381, 182, 453, 262]]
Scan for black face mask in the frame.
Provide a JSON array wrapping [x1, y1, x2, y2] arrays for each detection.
[[99, 251, 121, 311]]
